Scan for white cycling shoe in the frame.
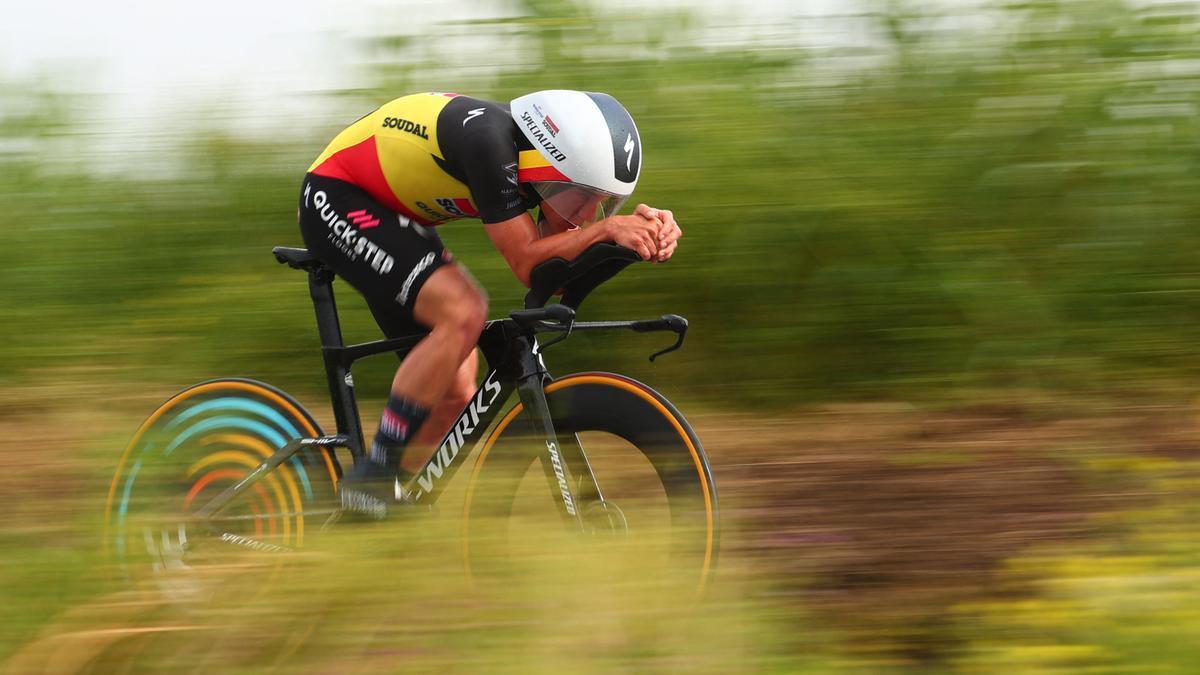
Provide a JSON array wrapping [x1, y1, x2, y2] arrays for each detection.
[[338, 461, 413, 520]]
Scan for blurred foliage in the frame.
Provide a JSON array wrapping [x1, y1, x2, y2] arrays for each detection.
[[4, 0, 1200, 407], [2, 515, 853, 672], [8, 2, 1200, 670], [950, 460, 1200, 673]]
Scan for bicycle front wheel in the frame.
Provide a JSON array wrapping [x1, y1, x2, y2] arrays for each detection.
[[462, 372, 718, 597]]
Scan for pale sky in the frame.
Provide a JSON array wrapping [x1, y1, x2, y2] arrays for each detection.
[[2, 1, 375, 129], [0, 0, 834, 167], [0, 0, 825, 108]]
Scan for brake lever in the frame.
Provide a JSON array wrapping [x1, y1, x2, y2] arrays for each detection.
[[509, 304, 577, 352], [631, 314, 688, 362], [536, 318, 574, 352], [649, 333, 685, 362]]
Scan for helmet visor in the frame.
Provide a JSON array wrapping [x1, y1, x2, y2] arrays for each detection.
[[531, 181, 628, 230]]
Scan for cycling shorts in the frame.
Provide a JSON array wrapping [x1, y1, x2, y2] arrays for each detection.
[[298, 173, 452, 338]]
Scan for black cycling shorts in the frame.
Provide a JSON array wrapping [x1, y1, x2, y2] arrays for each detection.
[[298, 173, 452, 338]]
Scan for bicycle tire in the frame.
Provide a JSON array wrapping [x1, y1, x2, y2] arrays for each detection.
[[104, 378, 341, 584], [462, 372, 718, 597]]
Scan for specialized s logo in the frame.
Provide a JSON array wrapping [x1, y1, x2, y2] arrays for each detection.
[[304, 183, 395, 274], [462, 107, 485, 126], [585, 92, 640, 182]]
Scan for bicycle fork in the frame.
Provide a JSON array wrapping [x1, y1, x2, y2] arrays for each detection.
[[514, 375, 603, 530]]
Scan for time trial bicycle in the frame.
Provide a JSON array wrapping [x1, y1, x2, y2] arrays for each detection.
[[104, 242, 718, 595]]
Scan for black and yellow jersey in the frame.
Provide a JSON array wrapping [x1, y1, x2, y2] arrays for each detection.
[[308, 93, 541, 226]]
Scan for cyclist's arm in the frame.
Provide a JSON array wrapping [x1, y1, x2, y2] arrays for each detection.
[[484, 213, 657, 288], [451, 117, 660, 283]]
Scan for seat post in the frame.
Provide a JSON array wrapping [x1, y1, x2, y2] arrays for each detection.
[[307, 269, 366, 461]]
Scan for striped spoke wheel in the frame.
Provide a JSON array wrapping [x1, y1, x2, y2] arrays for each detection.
[[105, 379, 341, 596]]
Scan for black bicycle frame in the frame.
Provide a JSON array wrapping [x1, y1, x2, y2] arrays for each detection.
[[305, 265, 590, 523]]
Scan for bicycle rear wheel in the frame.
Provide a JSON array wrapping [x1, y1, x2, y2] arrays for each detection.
[[462, 372, 718, 597], [104, 379, 341, 591]]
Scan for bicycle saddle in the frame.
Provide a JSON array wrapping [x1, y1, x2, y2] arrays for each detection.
[[272, 247, 327, 272]]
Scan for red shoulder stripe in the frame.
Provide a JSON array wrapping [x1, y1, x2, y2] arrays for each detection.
[[309, 136, 433, 225], [517, 164, 571, 183], [452, 198, 479, 217]]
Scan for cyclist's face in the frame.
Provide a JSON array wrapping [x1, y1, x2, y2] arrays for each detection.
[[540, 191, 606, 234]]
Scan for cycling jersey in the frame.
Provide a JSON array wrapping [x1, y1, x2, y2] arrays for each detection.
[[301, 92, 543, 338], [308, 93, 538, 226]]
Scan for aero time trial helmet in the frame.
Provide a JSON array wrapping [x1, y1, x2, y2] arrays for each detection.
[[510, 90, 642, 231]]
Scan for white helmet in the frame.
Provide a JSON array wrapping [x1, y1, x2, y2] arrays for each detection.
[[511, 90, 642, 229]]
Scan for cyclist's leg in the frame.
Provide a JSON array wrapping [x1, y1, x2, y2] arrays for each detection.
[[299, 174, 475, 512], [359, 267, 487, 482], [302, 176, 460, 502], [357, 271, 488, 494], [401, 348, 480, 475], [387, 264, 487, 410]]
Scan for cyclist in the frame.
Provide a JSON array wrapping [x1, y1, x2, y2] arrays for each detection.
[[298, 90, 682, 517]]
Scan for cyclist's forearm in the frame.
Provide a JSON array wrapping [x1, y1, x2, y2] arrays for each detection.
[[510, 221, 613, 286], [526, 220, 613, 263]]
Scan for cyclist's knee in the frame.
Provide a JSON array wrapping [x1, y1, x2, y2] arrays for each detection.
[[415, 266, 488, 356], [465, 291, 488, 329], [439, 290, 487, 357], [457, 290, 487, 337]]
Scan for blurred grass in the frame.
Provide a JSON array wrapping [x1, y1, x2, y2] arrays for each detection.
[[3, 504, 848, 673], [5, 0, 1200, 671], [950, 462, 1200, 673], [7, 394, 1200, 672]]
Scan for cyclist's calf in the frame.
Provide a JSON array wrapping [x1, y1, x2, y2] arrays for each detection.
[[393, 266, 488, 472], [404, 351, 479, 469]]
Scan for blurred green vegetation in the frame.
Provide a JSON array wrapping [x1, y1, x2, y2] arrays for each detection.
[[3, 0, 1199, 406], [5, 0, 1200, 671], [951, 459, 1200, 673], [2, 515, 852, 673]]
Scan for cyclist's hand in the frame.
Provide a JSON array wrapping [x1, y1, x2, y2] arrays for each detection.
[[605, 214, 662, 261], [634, 204, 681, 262]]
